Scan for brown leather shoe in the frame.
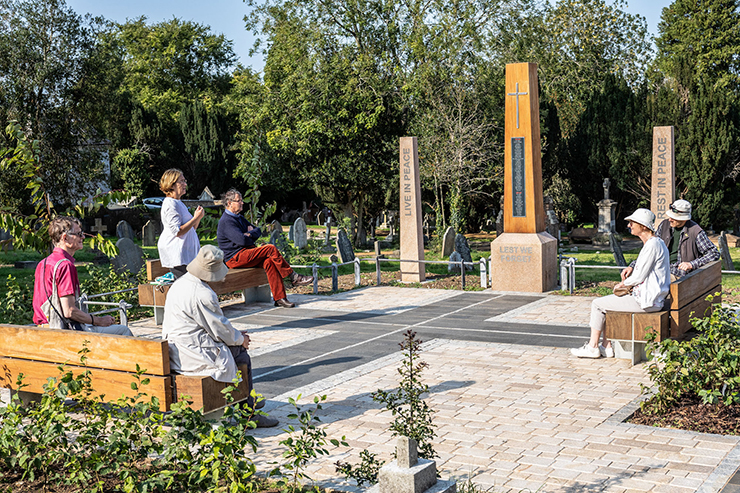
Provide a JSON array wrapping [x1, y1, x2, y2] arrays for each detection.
[[290, 272, 314, 286], [274, 298, 295, 308]]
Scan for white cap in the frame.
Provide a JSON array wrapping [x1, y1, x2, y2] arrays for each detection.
[[666, 199, 691, 221], [625, 208, 656, 232]]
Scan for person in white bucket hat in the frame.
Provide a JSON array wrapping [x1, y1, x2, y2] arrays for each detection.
[[162, 245, 278, 427], [572, 208, 671, 359], [621, 199, 719, 280]]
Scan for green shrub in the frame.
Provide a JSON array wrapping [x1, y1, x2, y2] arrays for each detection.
[[0, 274, 33, 324], [640, 295, 740, 414]]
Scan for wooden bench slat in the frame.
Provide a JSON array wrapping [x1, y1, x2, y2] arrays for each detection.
[[668, 261, 721, 310], [208, 268, 269, 296], [146, 259, 170, 281], [172, 364, 253, 414], [0, 357, 172, 411], [0, 325, 170, 376], [670, 285, 721, 339], [604, 311, 669, 342]]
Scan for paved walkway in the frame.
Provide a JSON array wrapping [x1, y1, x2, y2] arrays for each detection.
[[126, 287, 740, 492]]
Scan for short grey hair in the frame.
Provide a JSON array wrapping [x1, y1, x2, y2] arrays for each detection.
[[222, 189, 242, 205]]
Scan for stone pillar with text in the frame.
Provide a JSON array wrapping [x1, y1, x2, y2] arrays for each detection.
[[650, 126, 675, 224], [400, 137, 425, 282], [490, 63, 557, 292]]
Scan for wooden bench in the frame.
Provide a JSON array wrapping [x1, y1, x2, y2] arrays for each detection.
[[0, 324, 252, 413], [605, 261, 722, 364], [138, 259, 271, 324]]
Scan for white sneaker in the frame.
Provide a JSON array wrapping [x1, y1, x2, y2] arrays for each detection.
[[599, 345, 615, 358], [571, 343, 600, 358]]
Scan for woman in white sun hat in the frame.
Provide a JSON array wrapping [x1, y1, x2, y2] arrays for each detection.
[[571, 208, 671, 359]]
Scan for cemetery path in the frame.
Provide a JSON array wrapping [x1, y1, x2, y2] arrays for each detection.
[[127, 287, 740, 493]]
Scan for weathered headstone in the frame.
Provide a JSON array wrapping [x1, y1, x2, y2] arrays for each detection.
[[116, 220, 135, 240], [324, 218, 332, 246], [91, 218, 107, 236], [490, 62, 557, 292], [335, 228, 355, 263], [142, 220, 157, 247], [495, 196, 505, 237], [386, 213, 397, 243], [609, 232, 626, 267], [111, 238, 144, 275], [288, 224, 295, 242], [448, 251, 463, 273], [400, 137, 426, 282], [441, 227, 455, 257], [544, 196, 560, 240], [375, 241, 382, 257], [651, 126, 675, 224], [367, 437, 455, 493], [720, 231, 735, 271], [293, 217, 308, 250], [270, 220, 283, 234], [454, 234, 474, 271]]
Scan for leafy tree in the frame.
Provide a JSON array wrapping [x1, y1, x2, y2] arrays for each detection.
[[656, 0, 740, 90], [0, 0, 111, 207]]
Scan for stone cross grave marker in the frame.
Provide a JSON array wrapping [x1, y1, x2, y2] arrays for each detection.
[[490, 62, 557, 292], [598, 177, 617, 234], [91, 218, 107, 236], [651, 126, 675, 224], [142, 220, 156, 247], [111, 238, 144, 275], [336, 228, 355, 263], [399, 137, 425, 282], [293, 217, 308, 250], [441, 227, 455, 257], [116, 220, 135, 240]]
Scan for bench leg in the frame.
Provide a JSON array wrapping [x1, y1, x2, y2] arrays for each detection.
[[154, 306, 165, 325], [243, 284, 272, 304]]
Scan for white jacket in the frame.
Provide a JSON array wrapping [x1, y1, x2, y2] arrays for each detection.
[[157, 197, 200, 268], [162, 273, 245, 382], [624, 236, 671, 310]]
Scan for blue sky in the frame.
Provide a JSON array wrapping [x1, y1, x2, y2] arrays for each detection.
[[65, 0, 674, 73]]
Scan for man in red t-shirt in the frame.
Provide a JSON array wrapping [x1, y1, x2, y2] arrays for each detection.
[[32, 216, 132, 336]]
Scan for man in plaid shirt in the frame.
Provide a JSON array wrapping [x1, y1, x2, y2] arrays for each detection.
[[622, 199, 719, 281]]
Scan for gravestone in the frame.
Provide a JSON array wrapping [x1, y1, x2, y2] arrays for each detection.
[[650, 126, 675, 224], [270, 220, 283, 234], [448, 251, 463, 273], [142, 220, 157, 247], [375, 241, 382, 257], [268, 229, 280, 246], [544, 196, 560, 240], [495, 196, 505, 237], [720, 231, 735, 271], [399, 137, 426, 282], [490, 62, 557, 292], [324, 218, 332, 246], [293, 217, 308, 250], [91, 218, 107, 236], [335, 228, 355, 263], [116, 220, 135, 241], [441, 227, 455, 257], [454, 234, 474, 271], [111, 238, 144, 275], [288, 224, 295, 242], [367, 437, 455, 493], [386, 213, 397, 243], [0, 228, 12, 251], [609, 232, 626, 267]]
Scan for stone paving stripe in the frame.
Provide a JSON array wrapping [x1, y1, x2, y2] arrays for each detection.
[[252, 296, 501, 382]]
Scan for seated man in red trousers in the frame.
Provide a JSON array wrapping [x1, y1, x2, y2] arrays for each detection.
[[216, 189, 313, 308]]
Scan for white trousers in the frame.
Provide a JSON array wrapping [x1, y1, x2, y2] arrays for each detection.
[[590, 294, 662, 333], [82, 324, 133, 336]]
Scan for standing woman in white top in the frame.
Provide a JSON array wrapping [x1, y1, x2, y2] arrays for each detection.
[[157, 169, 205, 279], [571, 208, 671, 359]]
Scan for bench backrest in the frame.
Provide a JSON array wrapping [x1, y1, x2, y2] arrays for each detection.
[[668, 261, 721, 310], [147, 259, 170, 281], [0, 324, 173, 410]]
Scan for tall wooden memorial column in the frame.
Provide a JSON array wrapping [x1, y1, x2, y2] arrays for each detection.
[[399, 137, 425, 282], [490, 63, 557, 292]]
